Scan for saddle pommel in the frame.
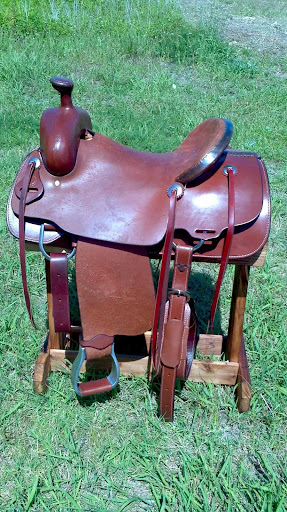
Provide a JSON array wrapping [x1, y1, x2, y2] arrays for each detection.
[[50, 76, 74, 107], [40, 77, 92, 176]]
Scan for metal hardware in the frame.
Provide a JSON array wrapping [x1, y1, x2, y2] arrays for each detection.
[[39, 224, 76, 261], [172, 239, 204, 253], [71, 343, 120, 397], [168, 289, 191, 301], [222, 165, 237, 176], [28, 157, 41, 169], [167, 183, 184, 199], [193, 239, 204, 251]]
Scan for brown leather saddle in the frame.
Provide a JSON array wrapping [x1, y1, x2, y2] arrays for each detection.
[[7, 77, 270, 420]]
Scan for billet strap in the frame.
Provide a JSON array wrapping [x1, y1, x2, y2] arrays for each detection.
[[159, 244, 195, 421], [18, 158, 40, 328], [151, 184, 184, 365], [50, 253, 71, 332], [209, 165, 236, 332]]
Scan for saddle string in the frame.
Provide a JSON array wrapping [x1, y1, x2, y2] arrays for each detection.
[[208, 166, 235, 332], [151, 186, 181, 367], [19, 159, 37, 328]]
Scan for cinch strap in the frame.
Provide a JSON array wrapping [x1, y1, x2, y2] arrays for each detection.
[[50, 253, 71, 332]]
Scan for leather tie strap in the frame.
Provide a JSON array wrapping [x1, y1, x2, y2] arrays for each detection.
[[151, 188, 178, 366], [50, 253, 71, 332], [19, 159, 37, 328], [160, 367, 177, 421], [209, 166, 235, 332]]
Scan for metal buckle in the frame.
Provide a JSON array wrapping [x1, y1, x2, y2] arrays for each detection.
[[71, 342, 120, 397], [168, 289, 191, 301], [39, 223, 76, 261]]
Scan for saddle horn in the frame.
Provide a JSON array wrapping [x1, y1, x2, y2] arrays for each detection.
[[40, 77, 92, 176]]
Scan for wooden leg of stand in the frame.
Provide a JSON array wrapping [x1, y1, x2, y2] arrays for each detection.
[[236, 336, 251, 412], [226, 265, 250, 363], [33, 346, 51, 393], [226, 265, 251, 412]]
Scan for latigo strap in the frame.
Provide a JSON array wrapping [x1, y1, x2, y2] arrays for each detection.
[[209, 165, 236, 332], [159, 243, 195, 421]]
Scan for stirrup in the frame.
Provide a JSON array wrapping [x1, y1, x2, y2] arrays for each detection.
[[39, 223, 76, 260], [71, 342, 120, 397]]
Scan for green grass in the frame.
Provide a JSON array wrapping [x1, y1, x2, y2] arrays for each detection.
[[0, 0, 286, 510]]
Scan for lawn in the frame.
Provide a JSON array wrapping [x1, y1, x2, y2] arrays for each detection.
[[0, 1, 286, 510]]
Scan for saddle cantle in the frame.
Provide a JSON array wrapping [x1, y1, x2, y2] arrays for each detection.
[[7, 77, 270, 420]]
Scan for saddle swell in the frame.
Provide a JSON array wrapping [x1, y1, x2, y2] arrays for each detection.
[[40, 77, 92, 176], [6, 77, 271, 421]]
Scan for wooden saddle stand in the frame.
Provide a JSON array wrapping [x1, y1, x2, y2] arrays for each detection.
[[7, 77, 270, 421]]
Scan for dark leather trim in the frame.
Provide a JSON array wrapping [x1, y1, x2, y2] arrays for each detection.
[[176, 119, 233, 183]]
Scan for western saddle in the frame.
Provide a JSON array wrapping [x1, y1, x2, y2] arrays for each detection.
[[7, 77, 270, 420]]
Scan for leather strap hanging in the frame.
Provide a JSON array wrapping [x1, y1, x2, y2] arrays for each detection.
[[159, 243, 195, 421], [209, 166, 236, 331], [19, 159, 37, 328], [151, 185, 183, 365]]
